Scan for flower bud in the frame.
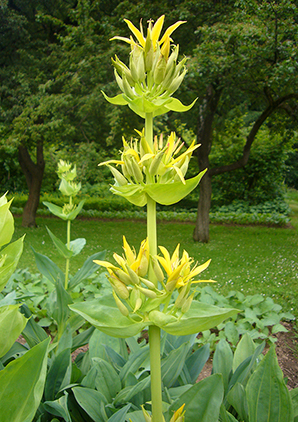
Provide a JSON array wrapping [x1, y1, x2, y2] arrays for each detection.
[[174, 284, 188, 308], [141, 405, 152, 422], [125, 264, 140, 285], [148, 150, 165, 176], [122, 76, 135, 99], [151, 257, 164, 282], [130, 156, 143, 183], [107, 165, 128, 186], [113, 268, 132, 285], [167, 69, 187, 96], [181, 292, 194, 314], [137, 285, 157, 299], [153, 55, 167, 85], [130, 45, 146, 82], [113, 291, 129, 316], [133, 297, 143, 313], [114, 69, 124, 92], [139, 277, 156, 290], [137, 251, 149, 277], [109, 276, 130, 299], [144, 29, 154, 72]]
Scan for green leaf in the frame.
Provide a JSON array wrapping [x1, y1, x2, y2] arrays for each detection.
[[43, 392, 72, 422], [69, 296, 149, 338], [224, 321, 239, 345], [0, 236, 24, 292], [69, 251, 106, 289], [111, 184, 147, 207], [185, 343, 210, 384], [144, 170, 207, 205], [233, 333, 256, 373], [149, 301, 239, 336], [52, 278, 72, 328], [113, 375, 150, 406], [0, 337, 50, 422], [161, 342, 190, 388], [101, 91, 128, 106], [92, 357, 122, 402], [20, 304, 49, 348], [219, 404, 239, 422], [213, 339, 233, 392], [0, 198, 14, 248], [290, 387, 298, 418], [246, 345, 293, 422], [69, 238, 86, 256], [166, 374, 224, 422], [44, 348, 72, 401], [89, 329, 121, 360], [46, 226, 73, 259], [107, 404, 131, 422], [226, 382, 248, 421], [31, 247, 65, 285], [165, 97, 197, 113], [72, 387, 106, 422], [0, 305, 27, 357]]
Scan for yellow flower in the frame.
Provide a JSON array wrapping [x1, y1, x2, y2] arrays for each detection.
[[111, 15, 186, 59], [156, 244, 215, 291], [169, 404, 186, 422]]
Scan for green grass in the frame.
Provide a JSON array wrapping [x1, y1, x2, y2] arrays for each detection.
[[12, 193, 298, 322]]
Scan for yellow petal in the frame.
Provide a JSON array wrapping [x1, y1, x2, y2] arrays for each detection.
[[110, 36, 134, 45], [159, 21, 186, 46], [151, 15, 165, 47], [124, 19, 145, 47], [184, 259, 211, 282], [171, 244, 180, 266], [191, 279, 217, 284], [93, 260, 117, 270], [172, 165, 186, 184], [98, 159, 124, 166], [113, 252, 127, 270], [123, 236, 136, 264]]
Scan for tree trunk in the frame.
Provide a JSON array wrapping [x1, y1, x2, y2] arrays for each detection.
[[193, 84, 222, 243], [193, 172, 212, 242], [18, 141, 45, 227]]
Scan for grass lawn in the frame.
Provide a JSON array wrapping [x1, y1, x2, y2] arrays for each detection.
[[12, 191, 298, 320]]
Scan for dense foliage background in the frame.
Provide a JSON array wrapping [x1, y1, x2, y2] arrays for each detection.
[[1, 0, 298, 231]]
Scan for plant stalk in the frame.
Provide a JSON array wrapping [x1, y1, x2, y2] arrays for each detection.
[[149, 325, 163, 422], [65, 199, 72, 290]]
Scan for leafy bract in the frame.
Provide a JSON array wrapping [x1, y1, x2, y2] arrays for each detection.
[[69, 296, 149, 338]]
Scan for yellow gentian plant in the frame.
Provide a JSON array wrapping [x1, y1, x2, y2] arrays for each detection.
[[70, 16, 238, 422]]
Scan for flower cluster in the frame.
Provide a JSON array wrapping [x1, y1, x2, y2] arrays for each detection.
[[94, 237, 214, 320], [103, 15, 196, 118], [99, 131, 205, 207], [43, 160, 85, 221]]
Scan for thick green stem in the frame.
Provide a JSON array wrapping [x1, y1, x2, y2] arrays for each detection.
[[149, 325, 163, 422], [145, 112, 153, 150], [64, 212, 71, 290]]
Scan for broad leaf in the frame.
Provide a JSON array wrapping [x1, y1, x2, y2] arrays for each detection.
[[166, 374, 224, 422], [0, 305, 27, 357], [69, 238, 86, 256], [165, 97, 197, 113], [246, 345, 293, 422], [43, 392, 72, 422], [0, 198, 14, 248], [144, 170, 206, 205], [69, 296, 149, 338], [233, 333, 256, 372], [0, 236, 24, 292], [31, 247, 64, 285], [46, 227, 73, 259], [213, 339, 233, 392], [0, 338, 50, 422], [161, 342, 190, 388], [149, 301, 239, 336], [72, 387, 107, 422], [44, 348, 72, 401]]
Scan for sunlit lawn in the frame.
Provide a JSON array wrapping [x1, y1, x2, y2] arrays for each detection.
[[12, 192, 298, 321]]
